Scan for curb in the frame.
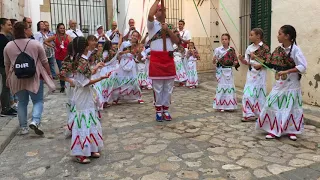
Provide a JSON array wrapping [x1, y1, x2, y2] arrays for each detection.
[[0, 86, 52, 154], [199, 81, 320, 128]]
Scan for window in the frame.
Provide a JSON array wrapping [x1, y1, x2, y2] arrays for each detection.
[[240, 0, 272, 53], [164, 0, 183, 30], [50, 0, 108, 35]]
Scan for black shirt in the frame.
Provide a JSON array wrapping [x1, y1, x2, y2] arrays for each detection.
[[0, 34, 10, 68]]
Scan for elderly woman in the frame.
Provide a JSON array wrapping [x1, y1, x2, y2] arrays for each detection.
[[3, 21, 55, 135]]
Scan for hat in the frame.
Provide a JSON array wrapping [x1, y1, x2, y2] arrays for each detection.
[[96, 25, 103, 30], [119, 41, 132, 52]]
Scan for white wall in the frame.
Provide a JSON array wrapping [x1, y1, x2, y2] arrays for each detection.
[[1, 0, 24, 19], [24, 0, 43, 32], [183, 0, 211, 38], [40, 12, 51, 23]]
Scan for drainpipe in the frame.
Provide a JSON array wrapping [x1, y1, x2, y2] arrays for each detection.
[[0, 0, 3, 17], [105, 0, 108, 28]]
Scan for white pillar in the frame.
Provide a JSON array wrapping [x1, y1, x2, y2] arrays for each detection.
[[117, 0, 129, 33], [24, 0, 43, 32]]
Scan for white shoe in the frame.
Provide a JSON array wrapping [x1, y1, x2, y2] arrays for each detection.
[[289, 134, 297, 141], [265, 133, 276, 139], [19, 127, 29, 135], [29, 121, 44, 135]]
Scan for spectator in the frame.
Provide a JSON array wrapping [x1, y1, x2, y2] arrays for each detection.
[[4, 21, 55, 135], [106, 21, 122, 47], [66, 20, 83, 39], [23, 17, 34, 39], [10, 19, 18, 26], [43, 21, 57, 79], [0, 18, 16, 116], [7, 19, 17, 40], [178, 20, 192, 49], [94, 25, 110, 43], [34, 21, 56, 79], [123, 19, 140, 41], [45, 23, 72, 93]]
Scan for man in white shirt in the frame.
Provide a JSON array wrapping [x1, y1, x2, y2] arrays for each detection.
[[123, 19, 140, 41], [94, 25, 110, 43], [66, 20, 84, 39], [147, 0, 179, 122], [178, 20, 191, 48], [106, 21, 122, 47]]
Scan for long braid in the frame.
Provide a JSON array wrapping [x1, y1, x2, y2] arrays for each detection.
[[280, 25, 300, 80], [72, 37, 88, 65]]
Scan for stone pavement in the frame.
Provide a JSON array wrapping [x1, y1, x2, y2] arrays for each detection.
[[0, 73, 320, 180], [0, 84, 51, 153]]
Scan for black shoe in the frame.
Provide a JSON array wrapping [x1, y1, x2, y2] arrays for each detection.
[[60, 87, 65, 93], [1, 108, 17, 117]]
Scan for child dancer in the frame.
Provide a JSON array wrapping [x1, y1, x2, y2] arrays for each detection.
[[60, 37, 111, 164], [95, 42, 104, 63], [186, 42, 200, 88], [60, 42, 76, 138], [257, 25, 307, 140], [142, 45, 152, 90], [173, 30, 187, 86], [87, 35, 105, 116], [136, 43, 149, 89], [239, 28, 271, 122], [213, 33, 240, 111], [112, 39, 143, 103]]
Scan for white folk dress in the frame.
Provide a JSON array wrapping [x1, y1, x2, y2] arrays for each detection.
[[102, 41, 142, 102], [242, 42, 269, 118], [185, 49, 199, 87], [143, 48, 152, 89], [138, 48, 152, 88], [99, 52, 120, 103], [70, 58, 103, 156], [65, 73, 76, 132], [256, 44, 307, 136], [173, 45, 187, 83], [213, 46, 238, 110]]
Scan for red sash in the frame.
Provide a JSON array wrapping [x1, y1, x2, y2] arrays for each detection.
[[149, 51, 176, 79], [181, 43, 188, 48]]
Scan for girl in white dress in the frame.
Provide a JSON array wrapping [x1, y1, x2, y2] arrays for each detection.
[[60, 43, 76, 138], [173, 30, 187, 86], [256, 25, 307, 141], [136, 43, 150, 90], [213, 33, 240, 111], [60, 37, 111, 164], [239, 28, 271, 122], [186, 42, 200, 88]]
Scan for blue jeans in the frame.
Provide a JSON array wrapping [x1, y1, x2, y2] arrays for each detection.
[[48, 57, 57, 78], [15, 81, 44, 128], [56, 60, 65, 88], [10, 93, 18, 102]]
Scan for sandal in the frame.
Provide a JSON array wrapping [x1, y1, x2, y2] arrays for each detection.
[[74, 156, 91, 164], [91, 152, 101, 158], [103, 103, 111, 108], [265, 133, 276, 139], [241, 116, 256, 122], [288, 134, 297, 141]]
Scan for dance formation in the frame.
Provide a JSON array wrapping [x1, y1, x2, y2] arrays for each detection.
[[54, 0, 307, 164]]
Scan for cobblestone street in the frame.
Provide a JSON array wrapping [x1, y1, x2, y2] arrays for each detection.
[[0, 73, 320, 180]]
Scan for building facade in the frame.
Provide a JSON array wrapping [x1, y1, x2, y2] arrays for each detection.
[[115, 0, 319, 106], [217, 0, 320, 106]]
